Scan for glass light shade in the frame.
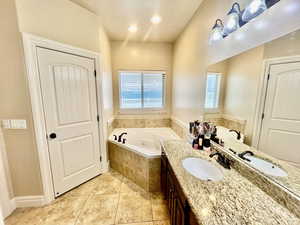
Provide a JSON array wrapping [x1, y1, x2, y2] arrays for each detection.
[[223, 13, 240, 36], [242, 0, 267, 22], [209, 19, 224, 44], [223, 3, 241, 36]]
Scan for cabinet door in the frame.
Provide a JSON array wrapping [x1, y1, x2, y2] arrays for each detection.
[[167, 173, 174, 214], [161, 152, 167, 197], [174, 196, 185, 225]]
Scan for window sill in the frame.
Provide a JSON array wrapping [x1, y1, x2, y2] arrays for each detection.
[[118, 108, 168, 115], [204, 108, 221, 114]]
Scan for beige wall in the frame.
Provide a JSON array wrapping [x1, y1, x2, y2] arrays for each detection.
[[0, 0, 43, 196], [98, 24, 114, 142], [0, 0, 113, 197], [15, 0, 101, 52], [264, 30, 300, 59], [223, 46, 264, 144], [111, 41, 173, 118], [172, 0, 252, 123]]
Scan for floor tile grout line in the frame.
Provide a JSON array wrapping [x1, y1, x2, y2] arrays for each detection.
[[150, 192, 154, 222], [7, 171, 170, 225], [73, 189, 98, 225], [113, 177, 123, 225]]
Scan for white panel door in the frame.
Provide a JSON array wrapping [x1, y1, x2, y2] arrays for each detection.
[[260, 61, 300, 167], [37, 47, 101, 197]]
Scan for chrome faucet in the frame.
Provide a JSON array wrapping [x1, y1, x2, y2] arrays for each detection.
[[229, 129, 241, 140], [118, 132, 127, 142]]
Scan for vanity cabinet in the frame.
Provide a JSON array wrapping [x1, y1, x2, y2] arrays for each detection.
[[161, 150, 199, 225]]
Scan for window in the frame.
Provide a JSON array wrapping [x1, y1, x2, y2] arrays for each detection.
[[205, 73, 221, 109], [119, 71, 165, 110]]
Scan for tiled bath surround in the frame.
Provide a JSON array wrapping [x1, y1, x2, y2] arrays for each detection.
[[107, 118, 171, 135], [204, 114, 246, 133], [107, 116, 245, 193], [108, 142, 161, 192]]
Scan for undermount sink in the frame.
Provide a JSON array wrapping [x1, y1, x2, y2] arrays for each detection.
[[182, 157, 224, 181], [244, 155, 288, 177]]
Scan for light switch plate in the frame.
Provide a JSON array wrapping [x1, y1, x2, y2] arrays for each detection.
[[1, 120, 11, 129], [10, 120, 27, 129]]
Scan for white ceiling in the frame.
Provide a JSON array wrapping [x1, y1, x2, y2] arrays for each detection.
[[70, 0, 204, 42]]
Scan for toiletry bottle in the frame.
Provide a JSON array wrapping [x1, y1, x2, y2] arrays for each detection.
[[211, 126, 217, 142], [189, 122, 194, 134], [203, 135, 211, 151], [193, 138, 199, 150], [198, 135, 204, 150]]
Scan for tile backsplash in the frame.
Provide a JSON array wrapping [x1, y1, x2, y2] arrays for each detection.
[[107, 118, 171, 135], [204, 114, 246, 133]]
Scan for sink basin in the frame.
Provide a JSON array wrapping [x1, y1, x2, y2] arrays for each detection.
[[182, 157, 224, 181], [244, 155, 288, 177]]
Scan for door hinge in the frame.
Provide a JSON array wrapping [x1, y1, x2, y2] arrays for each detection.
[[94, 70, 97, 77], [262, 113, 265, 120], [100, 156, 102, 162], [97, 115, 100, 122], [267, 73, 270, 80]]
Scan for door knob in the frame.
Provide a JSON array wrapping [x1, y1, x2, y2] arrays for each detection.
[[49, 133, 57, 139]]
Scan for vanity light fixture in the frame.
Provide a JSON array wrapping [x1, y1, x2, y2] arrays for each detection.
[[242, 0, 267, 22], [223, 2, 242, 36], [151, 15, 162, 24], [209, 19, 224, 44], [128, 25, 138, 33]]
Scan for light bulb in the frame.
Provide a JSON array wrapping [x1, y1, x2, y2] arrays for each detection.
[[242, 0, 267, 22], [250, 0, 262, 13]]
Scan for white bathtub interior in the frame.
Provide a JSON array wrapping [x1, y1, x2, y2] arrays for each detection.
[[109, 128, 180, 158]]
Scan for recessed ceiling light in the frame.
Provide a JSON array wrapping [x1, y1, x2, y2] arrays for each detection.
[[151, 15, 162, 24], [128, 25, 138, 33]]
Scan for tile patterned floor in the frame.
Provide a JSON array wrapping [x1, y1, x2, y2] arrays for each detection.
[[5, 170, 170, 225]]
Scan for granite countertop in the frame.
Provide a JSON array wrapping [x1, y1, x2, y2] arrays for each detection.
[[162, 140, 300, 225], [218, 136, 300, 197]]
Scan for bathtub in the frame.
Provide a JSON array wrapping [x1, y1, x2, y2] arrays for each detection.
[[216, 126, 245, 143], [109, 128, 180, 158], [108, 128, 180, 192]]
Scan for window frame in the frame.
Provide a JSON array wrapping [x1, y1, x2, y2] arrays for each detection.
[[204, 72, 222, 113], [118, 70, 167, 114]]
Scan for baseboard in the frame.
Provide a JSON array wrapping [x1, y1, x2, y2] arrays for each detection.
[[101, 160, 110, 173], [14, 195, 45, 208]]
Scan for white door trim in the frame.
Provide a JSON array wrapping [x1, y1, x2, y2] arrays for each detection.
[[22, 33, 108, 204], [0, 208, 4, 225], [252, 55, 300, 149], [0, 129, 16, 218]]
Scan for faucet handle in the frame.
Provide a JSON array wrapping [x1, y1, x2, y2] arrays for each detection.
[[122, 139, 126, 144]]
